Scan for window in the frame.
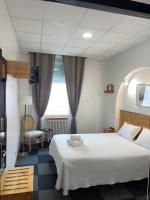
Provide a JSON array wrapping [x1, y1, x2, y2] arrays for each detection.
[[45, 55, 69, 116]]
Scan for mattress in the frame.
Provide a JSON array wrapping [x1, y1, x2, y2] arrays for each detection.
[[49, 133, 150, 195]]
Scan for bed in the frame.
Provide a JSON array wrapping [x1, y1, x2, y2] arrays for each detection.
[[49, 110, 150, 195]]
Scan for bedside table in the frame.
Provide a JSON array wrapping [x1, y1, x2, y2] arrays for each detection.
[[41, 128, 53, 142], [103, 127, 115, 133]]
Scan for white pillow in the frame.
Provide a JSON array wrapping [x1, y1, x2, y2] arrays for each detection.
[[118, 122, 141, 141], [135, 127, 150, 150]]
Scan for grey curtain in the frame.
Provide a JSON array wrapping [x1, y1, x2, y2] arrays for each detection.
[[0, 81, 5, 131], [62, 55, 85, 134], [30, 52, 55, 129]]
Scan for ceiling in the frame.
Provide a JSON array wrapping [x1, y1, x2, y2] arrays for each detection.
[[4, 0, 150, 60], [132, 0, 150, 4]]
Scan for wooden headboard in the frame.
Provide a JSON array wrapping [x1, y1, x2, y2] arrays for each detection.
[[119, 110, 150, 129]]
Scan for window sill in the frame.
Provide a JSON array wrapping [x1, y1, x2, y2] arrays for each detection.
[[45, 115, 69, 120]]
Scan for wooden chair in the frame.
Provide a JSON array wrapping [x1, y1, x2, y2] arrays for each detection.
[[22, 115, 45, 152]]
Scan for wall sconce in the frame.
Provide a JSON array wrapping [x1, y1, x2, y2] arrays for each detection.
[[123, 79, 129, 86]]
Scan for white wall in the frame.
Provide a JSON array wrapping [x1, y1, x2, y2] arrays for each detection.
[[0, 0, 28, 167], [122, 69, 150, 115], [6, 76, 20, 168], [18, 79, 32, 119], [76, 59, 105, 133], [102, 38, 150, 129]]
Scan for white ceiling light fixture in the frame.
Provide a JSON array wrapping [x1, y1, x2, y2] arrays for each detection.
[[82, 32, 93, 39]]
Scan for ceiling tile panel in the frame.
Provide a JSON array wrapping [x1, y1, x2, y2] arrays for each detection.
[[44, 2, 86, 26], [114, 44, 131, 52], [16, 32, 41, 43], [20, 41, 40, 50], [22, 48, 40, 53], [41, 44, 64, 54], [43, 22, 75, 37], [132, 0, 150, 4], [99, 32, 132, 44], [6, 0, 43, 20], [67, 39, 93, 48], [12, 18, 42, 34], [111, 15, 150, 34], [79, 9, 122, 30], [122, 35, 147, 46], [90, 42, 116, 51], [62, 47, 85, 56], [42, 35, 69, 46], [82, 49, 105, 57], [83, 48, 105, 54], [72, 27, 105, 41]]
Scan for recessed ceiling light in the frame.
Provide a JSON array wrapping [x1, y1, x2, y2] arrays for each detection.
[[82, 32, 93, 39]]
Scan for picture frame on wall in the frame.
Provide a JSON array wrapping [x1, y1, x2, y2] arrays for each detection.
[[136, 84, 150, 107]]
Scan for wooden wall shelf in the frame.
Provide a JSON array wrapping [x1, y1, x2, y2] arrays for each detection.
[[104, 84, 114, 94], [104, 90, 114, 94], [7, 60, 29, 79]]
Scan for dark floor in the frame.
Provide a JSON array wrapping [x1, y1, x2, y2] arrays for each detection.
[[16, 142, 148, 200]]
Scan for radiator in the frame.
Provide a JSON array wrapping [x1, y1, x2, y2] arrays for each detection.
[[46, 119, 68, 135]]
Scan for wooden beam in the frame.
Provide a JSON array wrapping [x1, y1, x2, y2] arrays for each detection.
[[44, 0, 150, 19], [7, 60, 29, 79]]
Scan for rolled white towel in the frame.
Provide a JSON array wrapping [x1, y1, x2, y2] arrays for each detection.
[[67, 139, 83, 147], [70, 135, 81, 141]]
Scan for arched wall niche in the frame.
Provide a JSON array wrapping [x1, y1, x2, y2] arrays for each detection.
[[115, 67, 150, 129]]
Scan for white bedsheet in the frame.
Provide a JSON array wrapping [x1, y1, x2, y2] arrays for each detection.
[[49, 133, 150, 195]]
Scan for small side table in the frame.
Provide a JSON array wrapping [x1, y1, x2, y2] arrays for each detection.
[[103, 127, 115, 133], [41, 128, 53, 142]]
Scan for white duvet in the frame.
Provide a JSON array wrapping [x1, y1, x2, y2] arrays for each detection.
[[49, 133, 150, 195]]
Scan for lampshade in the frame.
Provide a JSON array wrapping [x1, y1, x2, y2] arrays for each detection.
[[20, 96, 32, 105]]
